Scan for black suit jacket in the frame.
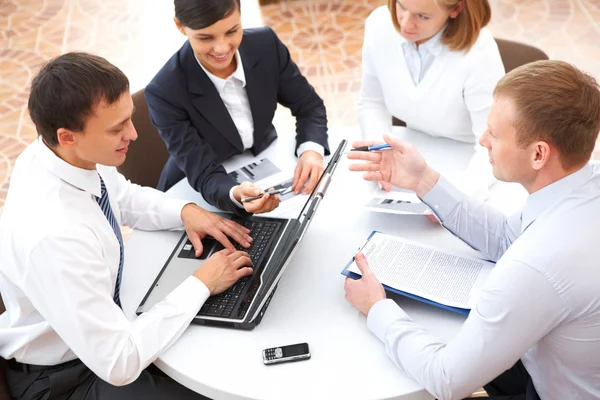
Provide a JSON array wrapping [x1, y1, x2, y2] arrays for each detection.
[[145, 27, 329, 214]]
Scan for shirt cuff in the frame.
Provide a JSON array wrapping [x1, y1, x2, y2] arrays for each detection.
[[367, 299, 411, 342], [297, 141, 325, 158], [420, 175, 463, 222], [229, 186, 245, 209], [165, 275, 211, 313], [168, 199, 194, 227]]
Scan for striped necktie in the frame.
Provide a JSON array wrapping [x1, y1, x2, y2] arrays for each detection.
[[96, 175, 124, 308]]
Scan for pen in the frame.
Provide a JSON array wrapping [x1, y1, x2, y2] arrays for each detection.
[[350, 144, 392, 152], [241, 188, 286, 203]]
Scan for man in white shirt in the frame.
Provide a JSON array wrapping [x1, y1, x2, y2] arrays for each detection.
[[0, 52, 256, 399], [346, 60, 600, 400]]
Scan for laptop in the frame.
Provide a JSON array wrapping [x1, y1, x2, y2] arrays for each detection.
[[136, 140, 347, 330]]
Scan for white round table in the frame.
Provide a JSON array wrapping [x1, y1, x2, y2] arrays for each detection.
[[121, 128, 527, 400]]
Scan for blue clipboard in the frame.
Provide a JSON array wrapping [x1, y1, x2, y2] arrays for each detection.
[[341, 231, 470, 316]]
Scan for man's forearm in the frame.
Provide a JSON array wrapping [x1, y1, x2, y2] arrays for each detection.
[[421, 176, 518, 262]]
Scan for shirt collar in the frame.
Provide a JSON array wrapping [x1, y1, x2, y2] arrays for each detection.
[[195, 51, 246, 93], [521, 163, 594, 233], [35, 137, 101, 198], [400, 25, 445, 57]]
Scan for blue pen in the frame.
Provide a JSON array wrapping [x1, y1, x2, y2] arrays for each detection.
[[350, 143, 392, 152]]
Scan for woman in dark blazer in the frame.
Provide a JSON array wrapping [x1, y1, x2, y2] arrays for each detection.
[[146, 0, 330, 215]]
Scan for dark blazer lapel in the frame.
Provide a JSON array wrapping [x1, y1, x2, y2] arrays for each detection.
[[180, 42, 244, 151], [239, 41, 268, 143]]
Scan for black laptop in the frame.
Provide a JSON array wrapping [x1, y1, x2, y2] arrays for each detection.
[[136, 140, 347, 330]]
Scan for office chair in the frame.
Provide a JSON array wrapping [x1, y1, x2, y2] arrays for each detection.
[[392, 39, 549, 127], [117, 89, 170, 188], [494, 38, 549, 74]]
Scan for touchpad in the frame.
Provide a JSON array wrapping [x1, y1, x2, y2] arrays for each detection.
[[178, 236, 218, 260], [199, 237, 218, 259]]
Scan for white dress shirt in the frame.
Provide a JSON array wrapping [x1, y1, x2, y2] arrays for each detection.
[[196, 52, 324, 157], [0, 139, 210, 386], [196, 52, 324, 207], [367, 164, 600, 400]]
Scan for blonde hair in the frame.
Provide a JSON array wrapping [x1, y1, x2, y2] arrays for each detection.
[[494, 60, 600, 169], [387, 0, 492, 52]]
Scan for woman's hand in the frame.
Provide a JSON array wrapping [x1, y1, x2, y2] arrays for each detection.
[[232, 182, 280, 214], [292, 150, 324, 195]]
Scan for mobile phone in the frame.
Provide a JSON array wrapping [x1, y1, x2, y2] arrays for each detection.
[[262, 342, 310, 365]]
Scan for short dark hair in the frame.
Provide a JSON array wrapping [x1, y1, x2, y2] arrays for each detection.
[[174, 0, 240, 30], [28, 52, 129, 147]]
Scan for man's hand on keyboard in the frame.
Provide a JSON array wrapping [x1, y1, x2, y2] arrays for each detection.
[[181, 203, 253, 257], [193, 249, 253, 295]]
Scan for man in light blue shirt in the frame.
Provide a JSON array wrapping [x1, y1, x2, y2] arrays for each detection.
[[346, 60, 600, 400]]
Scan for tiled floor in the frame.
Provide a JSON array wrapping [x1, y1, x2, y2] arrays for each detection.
[[1, 0, 600, 212]]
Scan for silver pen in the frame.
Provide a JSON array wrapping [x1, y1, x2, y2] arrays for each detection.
[[241, 188, 286, 203]]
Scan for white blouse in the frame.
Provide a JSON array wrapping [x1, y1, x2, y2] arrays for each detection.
[[358, 6, 505, 143]]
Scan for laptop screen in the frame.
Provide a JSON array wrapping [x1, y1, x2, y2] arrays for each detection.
[[244, 140, 348, 323], [296, 139, 347, 221]]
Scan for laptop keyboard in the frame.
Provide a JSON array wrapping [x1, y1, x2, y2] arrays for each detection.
[[196, 219, 280, 319], [177, 220, 278, 264], [227, 220, 278, 264]]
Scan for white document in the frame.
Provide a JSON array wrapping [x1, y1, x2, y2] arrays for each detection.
[[347, 232, 494, 309], [364, 186, 431, 215]]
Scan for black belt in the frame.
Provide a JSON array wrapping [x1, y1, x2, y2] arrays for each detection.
[[6, 358, 81, 374]]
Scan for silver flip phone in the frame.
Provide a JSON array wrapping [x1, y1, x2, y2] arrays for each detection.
[[262, 342, 311, 365]]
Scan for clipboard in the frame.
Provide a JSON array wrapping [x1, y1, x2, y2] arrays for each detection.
[[341, 231, 471, 316]]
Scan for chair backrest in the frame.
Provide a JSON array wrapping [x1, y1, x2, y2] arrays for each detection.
[[117, 89, 170, 188], [494, 38, 549, 73], [391, 117, 406, 128], [391, 39, 549, 127]]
